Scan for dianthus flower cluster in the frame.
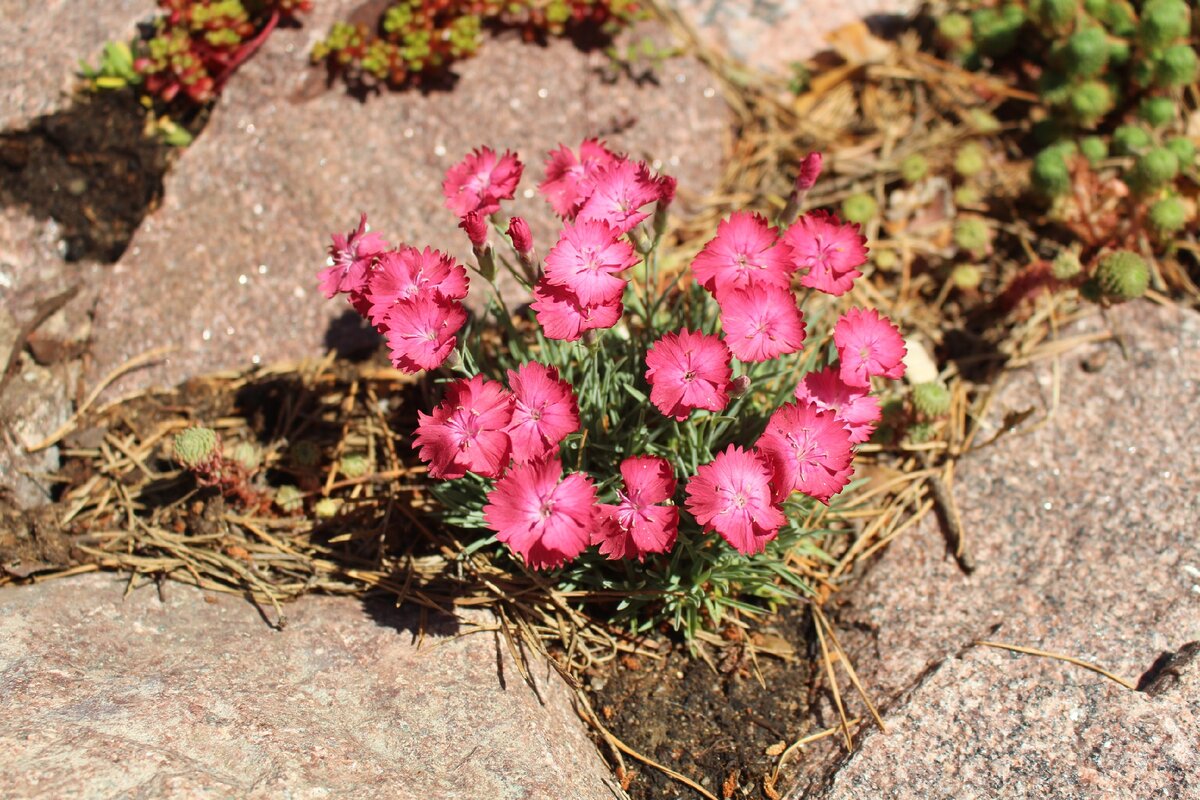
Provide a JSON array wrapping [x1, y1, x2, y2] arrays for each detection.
[[320, 141, 906, 571]]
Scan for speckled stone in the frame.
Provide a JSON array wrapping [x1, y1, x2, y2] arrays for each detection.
[[87, 3, 729, 400], [0, 573, 626, 800], [786, 301, 1200, 799], [0, 0, 157, 131], [667, 0, 919, 75]]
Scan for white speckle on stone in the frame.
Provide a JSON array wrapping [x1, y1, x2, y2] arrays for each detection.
[[253, 203, 264, 215], [404, 128, 414, 138], [1193, 585, 1200, 596], [325, 256, 334, 267], [293, 286, 306, 299], [651, 158, 663, 170], [1127, 446, 1137, 454], [675, 73, 686, 83], [237, 274, 248, 285], [1052, 467, 1060, 476], [225, 326, 235, 336], [201, 329, 212, 342], [1043, 501, 1053, 510], [434, 144, 447, 157], [319, 158, 327, 167], [703, 87, 716, 98], [251, 354, 261, 365], [258, 264, 268, 275], [1162, 471, 1171, 479], [669, 155, 680, 166], [246, 123, 256, 135], [537, 87, 548, 99], [509, 98, 521, 110], [522, 188, 535, 199], [1183, 565, 1200, 579]]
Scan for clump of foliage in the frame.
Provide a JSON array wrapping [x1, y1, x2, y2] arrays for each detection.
[[311, 0, 643, 91], [82, 0, 311, 106], [317, 146, 908, 634]]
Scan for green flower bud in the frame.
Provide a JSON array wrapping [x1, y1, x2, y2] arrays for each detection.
[[955, 185, 983, 206], [900, 153, 930, 184], [1130, 147, 1180, 192], [229, 441, 261, 471], [1051, 250, 1083, 280], [841, 193, 878, 225], [1064, 27, 1109, 79], [1033, 0, 1077, 33], [954, 217, 991, 256], [1107, 37, 1130, 65], [1154, 45, 1199, 88], [1094, 0, 1135, 35], [1032, 148, 1072, 196], [912, 382, 952, 417], [1068, 80, 1114, 127], [937, 13, 973, 44], [1137, 0, 1190, 50], [275, 485, 305, 514], [173, 427, 220, 470], [954, 143, 987, 177], [874, 249, 900, 271], [973, 5, 1025, 57], [1080, 135, 1109, 164], [1138, 96, 1175, 128], [1112, 124, 1152, 156], [1094, 251, 1149, 300], [1147, 196, 1188, 236], [314, 497, 341, 519], [1164, 137, 1196, 168], [339, 453, 370, 479], [952, 264, 984, 289], [288, 440, 321, 469], [906, 422, 936, 444], [966, 108, 1002, 134]]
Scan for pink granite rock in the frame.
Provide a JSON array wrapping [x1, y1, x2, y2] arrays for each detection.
[[0, 573, 626, 800], [787, 300, 1200, 798], [87, 3, 729, 399], [0, 0, 157, 131], [669, 0, 919, 75]]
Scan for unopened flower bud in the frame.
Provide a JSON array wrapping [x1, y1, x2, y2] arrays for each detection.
[[729, 375, 752, 397], [1095, 250, 1149, 301], [459, 211, 488, 249], [794, 152, 823, 192], [507, 216, 533, 256], [656, 174, 678, 208]]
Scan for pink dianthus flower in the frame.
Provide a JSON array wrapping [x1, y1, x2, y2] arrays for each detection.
[[719, 285, 807, 363], [685, 445, 785, 556], [543, 219, 640, 305], [756, 402, 854, 504], [539, 139, 619, 218], [783, 211, 868, 296], [442, 147, 524, 218], [318, 213, 389, 298], [793, 366, 881, 444], [384, 295, 467, 374], [691, 212, 793, 300], [594, 456, 679, 561], [505, 362, 581, 463], [413, 376, 514, 479], [484, 456, 598, 570], [576, 159, 662, 234], [365, 246, 469, 327], [531, 280, 623, 342], [832, 307, 907, 387], [644, 330, 732, 420]]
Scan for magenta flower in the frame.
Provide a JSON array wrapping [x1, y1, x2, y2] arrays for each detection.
[[539, 139, 619, 218], [365, 246, 469, 327], [833, 307, 907, 387], [594, 456, 680, 560], [691, 212, 793, 300], [756, 401, 854, 504], [318, 213, 389, 298], [384, 296, 467, 373], [576, 159, 662, 234], [442, 147, 524, 218], [783, 211, 868, 297], [644, 329, 732, 420], [794, 152, 823, 193], [484, 456, 598, 570], [543, 219, 640, 305], [685, 445, 785, 555], [505, 362, 581, 463], [531, 280, 623, 342], [719, 285, 807, 363], [413, 376, 514, 479], [459, 210, 488, 249], [793, 366, 881, 444]]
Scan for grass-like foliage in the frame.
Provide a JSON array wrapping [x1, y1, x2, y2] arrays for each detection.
[[318, 144, 908, 636]]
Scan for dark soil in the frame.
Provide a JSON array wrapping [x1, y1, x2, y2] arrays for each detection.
[[0, 90, 202, 263], [589, 606, 823, 800]]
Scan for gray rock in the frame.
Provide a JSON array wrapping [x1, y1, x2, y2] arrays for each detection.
[[88, 3, 729, 399], [0, 355, 76, 508], [787, 301, 1200, 799], [0, 573, 626, 800], [0, 0, 157, 131]]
